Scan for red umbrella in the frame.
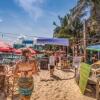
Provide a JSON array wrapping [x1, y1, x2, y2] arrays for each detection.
[[15, 47, 42, 55], [0, 41, 13, 52], [28, 47, 36, 55], [13, 48, 22, 54], [14, 48, 36, 55]]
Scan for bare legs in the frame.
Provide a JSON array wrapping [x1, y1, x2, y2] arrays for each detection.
[[20, 95, 31, 100], [50, 68, 54, 77]]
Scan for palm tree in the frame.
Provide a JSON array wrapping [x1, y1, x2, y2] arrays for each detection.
[[53, 14, 83, 41], [71, 0, 100, 33]]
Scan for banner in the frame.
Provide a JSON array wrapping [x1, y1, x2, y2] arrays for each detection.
[[79, 63, 91, 94]]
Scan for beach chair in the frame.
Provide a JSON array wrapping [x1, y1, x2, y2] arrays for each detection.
[[88, 61, 100, 100]]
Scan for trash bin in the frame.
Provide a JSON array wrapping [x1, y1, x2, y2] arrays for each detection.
[[39, 57, 49, 70]]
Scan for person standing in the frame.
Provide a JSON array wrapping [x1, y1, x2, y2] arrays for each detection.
[[49, 52, 55, 77], [14, 49, 39, 100]]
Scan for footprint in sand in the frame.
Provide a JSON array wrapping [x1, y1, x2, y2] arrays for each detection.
[[33, 97, 40, 100], [32, 94, 40, 100], [44, 83, 49, 86], [55, 94, 60, 98], [54, 87, 59, 90]]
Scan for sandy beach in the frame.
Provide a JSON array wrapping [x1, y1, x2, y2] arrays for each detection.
[[32, 69, 95, 100], [0, 68, 96, 100]]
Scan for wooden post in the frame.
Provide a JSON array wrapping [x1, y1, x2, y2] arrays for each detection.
[[98, 52, 100, 60], [96, 77, 100, 100], [83, 20, 86, 62]]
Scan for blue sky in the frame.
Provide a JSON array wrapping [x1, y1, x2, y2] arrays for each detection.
[[0, 0, 77, 42]]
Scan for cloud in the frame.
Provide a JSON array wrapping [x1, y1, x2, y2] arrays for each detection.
[[15, 0, 44, 20]]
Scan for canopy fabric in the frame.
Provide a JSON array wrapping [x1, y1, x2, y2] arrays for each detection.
[[28, 48, 42, 54], [36, 38, 69, 46], [86, 44, 100, 52], [18, 47, 41, 55], [22, 38, 69, 46], [13, 49, 22, 54], [0, 48, 13, 52], [28, 48, 36, 54]]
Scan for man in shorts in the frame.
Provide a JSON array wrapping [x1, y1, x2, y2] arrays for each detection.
[[49, 52, 55, 77]]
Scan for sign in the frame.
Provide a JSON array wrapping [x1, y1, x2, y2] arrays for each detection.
[[73, 56, 81, 68], [79, 63, 91, 94]]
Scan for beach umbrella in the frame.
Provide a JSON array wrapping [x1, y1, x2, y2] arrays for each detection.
[[13, 48, 22, 54], [0, 41, 13, 52], [28, 47, 37, 55], [19, 47, 42, 55]]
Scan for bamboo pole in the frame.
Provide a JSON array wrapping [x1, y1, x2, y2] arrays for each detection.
[[83, 20, 86, 62]]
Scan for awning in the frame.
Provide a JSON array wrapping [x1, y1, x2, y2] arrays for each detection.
[[36, 38, 69, 46], [86, 44, 100, 52], [22, 38, 69, 46]]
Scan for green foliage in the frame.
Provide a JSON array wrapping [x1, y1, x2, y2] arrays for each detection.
[[53, 14, 83, 41], [53, 0, 100, 42]]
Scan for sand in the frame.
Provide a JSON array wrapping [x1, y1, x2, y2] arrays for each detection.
[[31, 69, 96, 100], [1, 69, 96, 100]]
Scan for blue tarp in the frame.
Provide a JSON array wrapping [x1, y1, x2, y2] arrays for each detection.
[[36, 38, 69, 46], [22, 38, 69, 46]]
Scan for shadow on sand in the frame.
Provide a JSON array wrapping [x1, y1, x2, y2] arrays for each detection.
[[61, 68, 74, 73], [84, 84, 98, 99], [0, 92, 20, 100], [41, 74, 75, 82]]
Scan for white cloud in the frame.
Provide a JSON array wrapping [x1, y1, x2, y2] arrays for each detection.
[[15, 0, 44, 20]]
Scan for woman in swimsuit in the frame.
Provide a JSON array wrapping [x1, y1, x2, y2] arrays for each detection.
[[14, 49, 39, 100]]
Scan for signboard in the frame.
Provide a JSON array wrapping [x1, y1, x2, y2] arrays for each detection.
[[73, 56, 81, 68], [79, 63, 91, 94]]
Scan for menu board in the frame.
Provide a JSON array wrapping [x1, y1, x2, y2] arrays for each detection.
[[73, 56, 81, 68]]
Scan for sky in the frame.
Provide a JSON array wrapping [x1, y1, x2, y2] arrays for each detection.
[[0, 0, 77, 42]]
